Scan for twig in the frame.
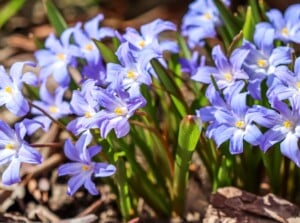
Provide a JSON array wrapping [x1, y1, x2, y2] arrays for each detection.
[[77, 197, 104, 217], [59, 214, 98, 223]]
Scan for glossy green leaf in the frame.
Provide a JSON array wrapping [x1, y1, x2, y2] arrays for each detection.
[[150, 59, 188, 117], [93, 39, 120, 64], [43, 0, 67, 36], [213, 0, 240, 39], [243, 6, 255, 41], [0, 0, 26, 28], [173, 115, 201, 216]]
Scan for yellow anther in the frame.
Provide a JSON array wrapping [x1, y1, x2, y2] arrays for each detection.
[[5, 143, 14, 150], [85, 111, 93, 118], [84, 43, 93, 51], [224, 73, 233, 82], [283, 120, 292, 129], [281, 27, 289, 36], [296, 82, 300, 90], [4, 86, 13, 94], [139, 41, 146, 48], [114, 107, 127, 116], [81, 165, 90, 171], [127, 70, 137, 79], [49, 106, 59, 113], [235, 120, 245, 129], [257, 59, 268, 68], [204, 12, 212, 20], [56, 53, 66, 61]]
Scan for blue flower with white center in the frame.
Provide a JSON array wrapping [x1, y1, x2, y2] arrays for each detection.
[[239, 39, 293, 99], [259, 98, 300, 166], [255, 4, 300, 44], [0, 120, 42, 185], [35, 28, 81, 86], [192, 45, 249, 97], [106, 42, 152, 97], [0, 62, 38, 117], [31, 82, 71, 132], [95, 89, 146, 138], [267, 57, 300, 101], [67, 79, 102, 136], [200, 92, 262, 154], [58, 133, 116, 196]]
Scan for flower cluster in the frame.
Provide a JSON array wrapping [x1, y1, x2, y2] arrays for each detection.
[[192, 4, 300, 166], [2, 0, 300, 203]]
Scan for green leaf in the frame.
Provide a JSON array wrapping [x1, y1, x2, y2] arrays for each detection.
[[0, 0, 26, 28], [43, 0, 67, 36], [150, 59, 188, 117], [248, 0, 261, 23], [242, 6, 255, 41], [173, 115, 201, 216], [93, 39, 120, 64], [177, 33, 191, 59], [213, 0, 240, 39]]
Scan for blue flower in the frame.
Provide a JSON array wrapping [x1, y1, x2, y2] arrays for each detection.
[[106, 42, 152, 96], [58, 133, 116, 195], [0, 62, 38, 116], [239, 39, 293, 99], [181, 0, 230, 47], [259, 98, 300, 166], [96, 89, 146, 138], [67, 79, 102, 135], [31, 82, 71, 132], [0, 120, 42, 185], [35, 28, 81, 86], [267, 57, 300, 101], [192, 45, 249, 97], [255, 4, 300, 44], [200, 92, 262, 154]]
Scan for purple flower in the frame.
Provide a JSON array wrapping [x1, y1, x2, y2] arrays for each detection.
[[239, 39, 293, 99], [259, 98, 300, 166], [255, 4, 300, 44], [0, 120, 42, 185], [181, 0, 230, 47], [123, 19, 177, 51], [267, 57, 300, 101], [31, 82, 71, 132], [200, 92, 262, 154], [58, 133, 116, 196], [96, 89, 146, 138], [106, 42, 152, 96], [192, 45, 249, 97], [0, 62, 38, 116], [179, 51, 206, 76], [72, 14, 114, 64], [35, 28, 80, 86], [67, 79, 102, 135]]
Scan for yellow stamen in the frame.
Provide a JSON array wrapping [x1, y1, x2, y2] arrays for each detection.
[[4, 86, 13, 94], [235, 120, 245, 129], [281, 27, 289, 36], [257, 59, 268, 68], [84, 43, 93, 51], [57, 53, 66, 61], [283, 120, 292, 129], [114, 107, 127, 116], [139, 41, 146, 48], [204, 12, 212, 20], [81, 165, 90, 171], [5, 143, 14, 150], [224, 73, 233, 82], [49, 106, 59, 113], [127, 70, 137, 79], [296, 82, 300, 91], [85, 111, 93, 118]]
